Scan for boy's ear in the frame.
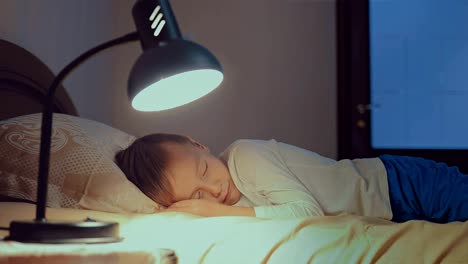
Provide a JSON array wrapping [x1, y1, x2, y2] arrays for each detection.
[[186, 136, 210, 152]]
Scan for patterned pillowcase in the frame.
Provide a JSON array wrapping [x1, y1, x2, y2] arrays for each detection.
[[0, 113, 160, 213]]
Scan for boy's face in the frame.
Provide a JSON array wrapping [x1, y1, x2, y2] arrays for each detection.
[[163, 141, 242, 206]]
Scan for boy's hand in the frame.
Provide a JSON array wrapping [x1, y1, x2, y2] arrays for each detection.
[[162, 199, 255, 217], [163, 199, 226, 217]]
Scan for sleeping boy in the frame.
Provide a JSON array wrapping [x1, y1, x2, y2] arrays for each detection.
[[115, 133, 468, 223]]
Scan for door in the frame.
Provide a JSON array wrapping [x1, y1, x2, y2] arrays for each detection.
[[338, 0, 468, 172]]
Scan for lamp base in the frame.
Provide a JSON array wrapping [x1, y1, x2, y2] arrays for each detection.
[[6, 218, 122, 244]]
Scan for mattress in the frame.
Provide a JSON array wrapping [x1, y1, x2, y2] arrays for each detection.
[[1, 202, 467, 263]]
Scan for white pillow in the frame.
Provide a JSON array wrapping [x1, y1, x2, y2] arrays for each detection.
[[0, 113, 160, 213]]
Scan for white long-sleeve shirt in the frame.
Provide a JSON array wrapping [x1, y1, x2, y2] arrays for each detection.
[[219, 139, 392, 219]]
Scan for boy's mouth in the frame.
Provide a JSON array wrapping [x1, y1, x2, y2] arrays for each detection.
[[223, 183, 231, 204]]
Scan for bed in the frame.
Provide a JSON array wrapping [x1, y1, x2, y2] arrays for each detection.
[[1, 39, 468, 264]]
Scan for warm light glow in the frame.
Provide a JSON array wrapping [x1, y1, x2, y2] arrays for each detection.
[[132, 69, 223, 111]]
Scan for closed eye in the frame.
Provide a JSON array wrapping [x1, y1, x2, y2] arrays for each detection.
[[202, 160, 208, 179], [196, 162, 208, 199]]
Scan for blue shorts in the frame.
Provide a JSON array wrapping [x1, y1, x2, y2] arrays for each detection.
[[380, 154, 468, 223]]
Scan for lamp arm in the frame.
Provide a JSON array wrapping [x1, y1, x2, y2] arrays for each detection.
[[36, 31, 140, 221]]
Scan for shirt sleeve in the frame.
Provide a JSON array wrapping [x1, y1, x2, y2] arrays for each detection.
[[229, 140, 324, 219]]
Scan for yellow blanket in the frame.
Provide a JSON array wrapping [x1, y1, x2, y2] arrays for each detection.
[[1, 202, 467, 263]]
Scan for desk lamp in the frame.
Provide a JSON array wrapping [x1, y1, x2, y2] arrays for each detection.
[[6, 0, 223, 243]]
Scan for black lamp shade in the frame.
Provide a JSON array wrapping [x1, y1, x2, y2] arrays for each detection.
[[128, 39, 224, 111]]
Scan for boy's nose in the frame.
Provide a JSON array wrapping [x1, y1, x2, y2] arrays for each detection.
[[204, 183, 221, 197]]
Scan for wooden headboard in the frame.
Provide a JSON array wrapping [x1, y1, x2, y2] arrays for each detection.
[[0, 40, 78, 203], [0, 39, 78, 121]]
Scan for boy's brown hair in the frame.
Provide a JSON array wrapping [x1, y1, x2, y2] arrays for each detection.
[[115, 133, 191, 206]]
